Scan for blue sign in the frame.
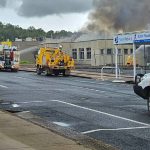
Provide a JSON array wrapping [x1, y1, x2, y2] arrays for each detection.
[[114, 32, 150, 44], [113, 34, 134, 44], [134, 33, 150, 43], [134, 39, 150, 43]]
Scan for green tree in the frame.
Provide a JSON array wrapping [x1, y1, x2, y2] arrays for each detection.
[[0, 22, 74, 42]]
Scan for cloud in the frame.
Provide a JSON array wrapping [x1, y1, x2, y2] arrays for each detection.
[[87, 0, 150, 32], [0, 0, 7, 7], [17, 0, 93, 17]]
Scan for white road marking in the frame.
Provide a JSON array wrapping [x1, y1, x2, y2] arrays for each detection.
[[53, 122, 70, 127], [15, 76, 27, 80], [69, 84, 128, 95], [17, 100, 59, 104], [1, 102, 11, 105], [70, 85, 106, 93], [82, 126, 150, 134], [0, 85, 8, 88], [12, 104, 20, 108], [18, 100, 44, 104], [74, 80, 117, 86], [16, 99, 150, 128], [51, 100, 150, 126], [19, 111, 30, 113]]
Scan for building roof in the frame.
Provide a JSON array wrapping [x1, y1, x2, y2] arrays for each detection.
[[42, 32, 113, 44]]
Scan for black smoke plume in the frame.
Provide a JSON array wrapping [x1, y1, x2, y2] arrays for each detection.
[[87, 0, 150, 33]]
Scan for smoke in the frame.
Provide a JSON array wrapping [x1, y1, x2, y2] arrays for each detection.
[[0, 0, 7, 7], [17, 0, 92, 17], [87, 0, 150, 33]]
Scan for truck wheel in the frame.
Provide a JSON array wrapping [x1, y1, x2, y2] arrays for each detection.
[[37, 67, 42, 75], [11, 69, 18, 72], [54, 70, 59, 76], [63, 70, 70, 76], [44, 68, 50, 76]]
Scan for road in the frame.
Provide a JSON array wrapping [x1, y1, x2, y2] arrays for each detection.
[[0, 71, 150, 150]]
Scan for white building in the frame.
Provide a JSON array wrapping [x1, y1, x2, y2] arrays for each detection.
[[15, 38, 23, 42], [26, 37, 33, 42]]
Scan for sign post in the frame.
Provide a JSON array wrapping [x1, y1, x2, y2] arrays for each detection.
[[115, 46, 118, 79], [133, 43, 136, 80]]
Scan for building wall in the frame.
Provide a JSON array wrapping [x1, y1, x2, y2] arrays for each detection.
[[41, 39, 133, 67], [69, 41, 92, 65], [60, 39, 133, 67]]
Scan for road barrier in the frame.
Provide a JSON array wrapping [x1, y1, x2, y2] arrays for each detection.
[[101, 66, 121, 80]]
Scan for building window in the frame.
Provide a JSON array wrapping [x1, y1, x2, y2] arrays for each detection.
[[86, 48, 91, 59], [107, 49, 112, 55], [118, 49, 122, 55], [79, 48, 84, 59], [72, 49, 77, 59], [124, 49, 128, 55], [130, 49, 133, 54], [100, 49, 104, 55]]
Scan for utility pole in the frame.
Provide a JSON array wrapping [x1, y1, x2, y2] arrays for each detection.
[[144, 44, 147, 74]]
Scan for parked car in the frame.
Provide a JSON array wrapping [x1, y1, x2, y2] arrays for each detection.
[[133, 73, 150, 110]]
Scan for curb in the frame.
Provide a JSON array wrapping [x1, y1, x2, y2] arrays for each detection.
[[19, 69, 36, 72], [19, 68, 134, 84]]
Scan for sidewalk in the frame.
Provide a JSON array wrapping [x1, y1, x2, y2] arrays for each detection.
[[0, 111, 93, 150], [71, 70, 134, 82], [0, 111, 117, 150]]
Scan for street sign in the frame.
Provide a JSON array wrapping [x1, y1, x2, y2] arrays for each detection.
[[134, 32, 150, 43], [113, 34, 134, 44], [113, 32, 150, 44]]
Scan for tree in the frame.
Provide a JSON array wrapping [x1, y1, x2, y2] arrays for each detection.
[[46, 30, 54, 38], [0, 22, 74, 41]]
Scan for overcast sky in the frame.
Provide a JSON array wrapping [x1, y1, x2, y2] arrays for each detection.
[[0, 0, 93, 32], [1, 0, 149, 33]]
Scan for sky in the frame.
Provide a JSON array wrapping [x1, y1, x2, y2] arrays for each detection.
[[0, 0, 149, 33], [0, 0, 93, 32]]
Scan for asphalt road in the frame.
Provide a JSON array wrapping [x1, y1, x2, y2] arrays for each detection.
[[0, 71, 150, 150]]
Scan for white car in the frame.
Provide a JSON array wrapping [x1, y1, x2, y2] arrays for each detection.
[[133, 73, 150, 111]]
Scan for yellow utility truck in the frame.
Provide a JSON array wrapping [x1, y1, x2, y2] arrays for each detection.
[[126, 55, 138, 67], [126, 55, 134, 66], [0, 41, 20, 72], [36, 47, 74, 76]]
